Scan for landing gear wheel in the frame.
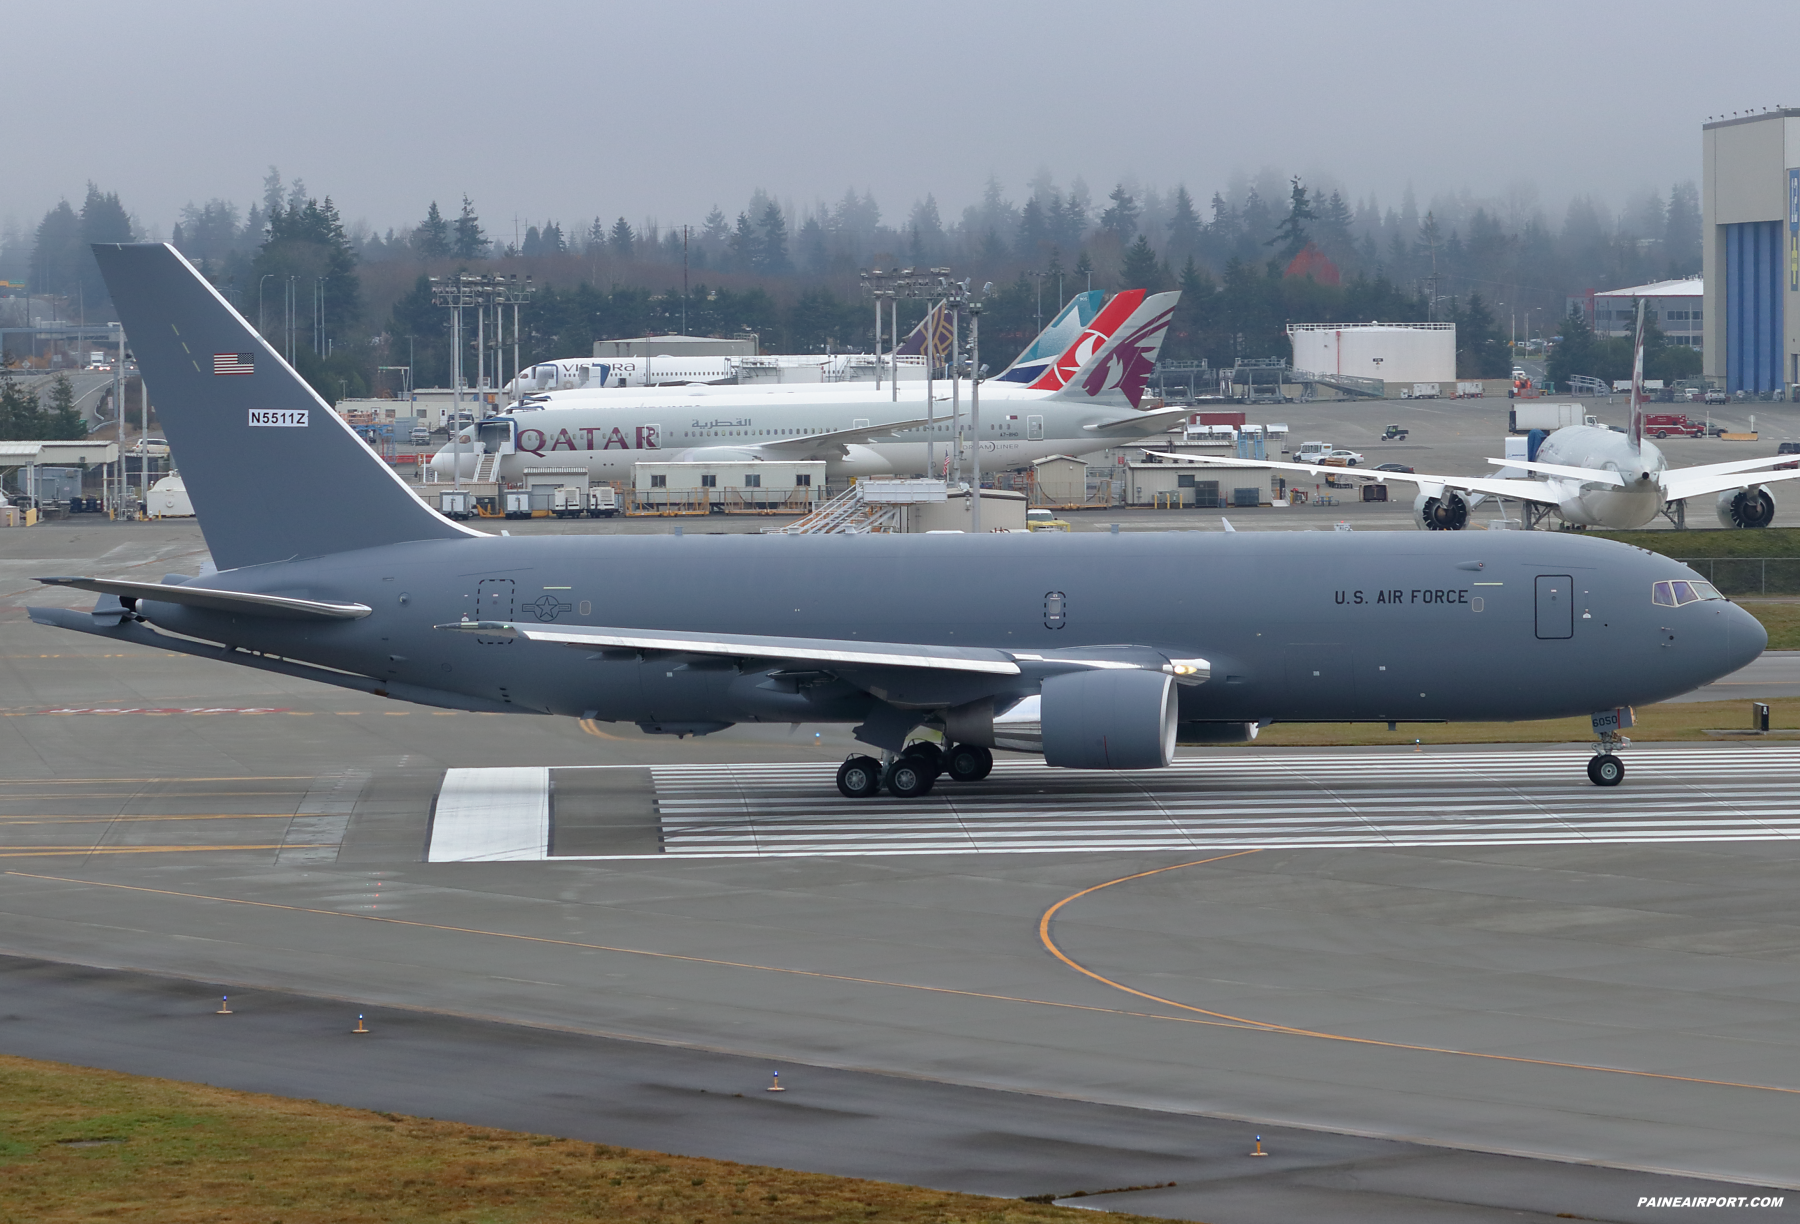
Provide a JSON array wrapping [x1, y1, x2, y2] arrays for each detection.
[[836, 755, 883, 798], [1587, 754, 1625, 786], [886, 759, 936, 798], [902, 741, 944, 776], [945, 743, 993, 782]]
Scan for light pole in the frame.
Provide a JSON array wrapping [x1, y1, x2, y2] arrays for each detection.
[[258, 274, 274, 338], [969, 288, 987, 533]]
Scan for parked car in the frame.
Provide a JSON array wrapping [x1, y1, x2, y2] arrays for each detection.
[[1374, 462, 1415, 473], [1703, 388, 1729, 405], [1026, 508, 1071, 532], [409, 426, 432, 445], [1312, 449, 1363, 466], [128, 437, 170, 457]]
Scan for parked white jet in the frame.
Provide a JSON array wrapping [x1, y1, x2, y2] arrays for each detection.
[[431, 292, 1185, 484], [1154, 303, 1800, 531]]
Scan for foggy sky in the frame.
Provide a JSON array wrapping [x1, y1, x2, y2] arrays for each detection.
[[9, 0, 1795, 241]]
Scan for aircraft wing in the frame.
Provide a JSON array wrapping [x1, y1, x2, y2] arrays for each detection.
[[35, 576, 372, 620], [1661, 454, 1800, 481], [1660, 465, 1800, 503], [1141, 451, 1561, 505], [748, 415, 935, 458], [437, 621, 1021, 674], [1082, 406, 1193, 437]]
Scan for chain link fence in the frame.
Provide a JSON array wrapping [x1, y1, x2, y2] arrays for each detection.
[[1675, 558, 1800, 596]]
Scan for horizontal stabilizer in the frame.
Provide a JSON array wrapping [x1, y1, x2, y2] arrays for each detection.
[[36, 576, 371, 620], [1083, 406, 1193, 436], [1482, 457, 1627, 486], [436, 621, 1020, 674]]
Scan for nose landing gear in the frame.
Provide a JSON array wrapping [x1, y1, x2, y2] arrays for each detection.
[[1587, 753, 1625, 786]]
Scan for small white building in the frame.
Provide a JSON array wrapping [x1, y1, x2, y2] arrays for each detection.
[[1287, 322, 1456, 386], [633, 459, 825, 512]]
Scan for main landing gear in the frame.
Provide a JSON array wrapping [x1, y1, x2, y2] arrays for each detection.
[[835, 742, 993, 799]]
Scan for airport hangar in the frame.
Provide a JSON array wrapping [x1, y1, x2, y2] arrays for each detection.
[[1703, 107, 1800, 397]]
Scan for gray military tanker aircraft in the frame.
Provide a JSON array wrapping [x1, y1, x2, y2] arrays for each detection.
[[28, 245, 1765, 794]]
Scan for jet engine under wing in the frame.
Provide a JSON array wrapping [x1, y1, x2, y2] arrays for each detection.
[[1141, 451, 1559, 504], [745, 415, 935, 458], [36, 576, 372, 620], [437, 621, 1022, 674], [1659, 464, 1800, 503]]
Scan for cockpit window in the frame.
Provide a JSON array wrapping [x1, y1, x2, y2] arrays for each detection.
[[1653, 580, 1725, 606]]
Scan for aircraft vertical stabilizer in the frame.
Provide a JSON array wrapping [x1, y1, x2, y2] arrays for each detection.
[[91, 243, 475, 570]]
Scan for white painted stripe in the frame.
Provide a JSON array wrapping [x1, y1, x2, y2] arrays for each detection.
[[428, 767, 549, 862]]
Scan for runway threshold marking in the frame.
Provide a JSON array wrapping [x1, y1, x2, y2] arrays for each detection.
[[1037, 857, 1800, 1099]]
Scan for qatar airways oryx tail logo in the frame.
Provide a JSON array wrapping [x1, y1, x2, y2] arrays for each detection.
[[1031, 289, 1146, 391], [1079, 304, 1175, 408]]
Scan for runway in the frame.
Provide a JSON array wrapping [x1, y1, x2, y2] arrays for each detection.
[[419, 748, 1800, 863]]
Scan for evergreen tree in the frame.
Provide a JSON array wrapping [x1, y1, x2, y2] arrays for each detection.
[[521, 225, 542, 258], [1017, 197, 1048, 258], [30, 201, 81, 300], [730, 211, 761, 272], [415, 202, 451, 258], [1546, 306, 1601, 390], [1120, 235, 1165, 290], [45, 372, 87, 439], [1665, 181, 1701, 274], [1267, 177, 1316, 263], [1166, 185, 1202, 261], [1073, 250, 1095, 291], [0, 373, 47, 441], [1100, 183, 1140, 243], [758, 200, 789, 273], [1452, 293, 1509, 378], [796, 215, 828, 275], [609, 217, 635, 258], [251, 195, 364, 363], [587, 216, 607, 250], [261, 167, 285, 223], [452, 196, 488, 259], [541, 221, 565, 255]]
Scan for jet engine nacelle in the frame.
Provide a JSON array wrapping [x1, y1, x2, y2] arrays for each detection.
[[1040, 669, 1178, 770], [1413, 489, 1471, 530], [1717, 487, 1776, 529]]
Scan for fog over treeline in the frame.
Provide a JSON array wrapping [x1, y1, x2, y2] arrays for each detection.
[[1, 166, 1701, 397]]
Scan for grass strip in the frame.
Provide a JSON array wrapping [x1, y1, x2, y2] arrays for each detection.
[[0, 1054, 1173, 1223]]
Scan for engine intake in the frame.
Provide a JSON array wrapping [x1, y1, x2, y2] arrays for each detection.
[[1040, 669, 1178, 770], [1414, 489, 1470, 530], [1717, 487, 1776, 529]]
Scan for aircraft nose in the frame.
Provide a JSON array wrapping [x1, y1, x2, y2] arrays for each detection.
[[1723, 600, 1768, 672]]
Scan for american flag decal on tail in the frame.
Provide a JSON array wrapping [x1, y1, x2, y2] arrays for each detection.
[[213, 352, 254, 376]]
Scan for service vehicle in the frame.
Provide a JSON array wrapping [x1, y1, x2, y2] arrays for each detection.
[[1402, 383, 1441, 399], [1641, 413, 1705, 440], [1704, 388, 1729, 405], [1509, 403, 1596, 433], [552, 486, 587, 518], [1025, 508, 1071, 532], [1374, 462, 1415, 473], [1382, 424, 1408, 440], [1314, 449, 1363, 466], [587, 485, 619, 517]]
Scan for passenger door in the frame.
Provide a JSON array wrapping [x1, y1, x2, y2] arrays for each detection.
[[1535, 575, 1574, 639], [475, 578, 515, 645]]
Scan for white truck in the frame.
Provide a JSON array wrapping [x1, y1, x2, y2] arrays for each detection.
[[1402, 382, 1441, 399], [1509, 403, 1597, 434], [1454, 381, 1484, 398]]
